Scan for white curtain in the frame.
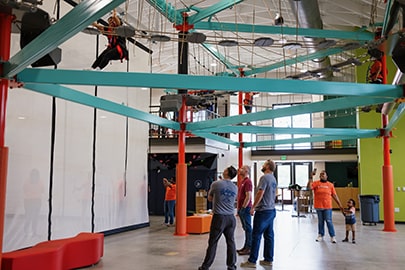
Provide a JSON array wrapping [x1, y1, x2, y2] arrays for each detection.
[[4, 2, 150, 251]]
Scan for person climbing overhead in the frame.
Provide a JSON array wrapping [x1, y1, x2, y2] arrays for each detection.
[[91, 9, 129, 70]]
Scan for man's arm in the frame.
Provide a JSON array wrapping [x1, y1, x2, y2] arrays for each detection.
[[242, 191, 252, 208], [250, 189, 264, 215]]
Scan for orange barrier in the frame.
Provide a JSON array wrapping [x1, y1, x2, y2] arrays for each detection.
[[1, 232, 103, 270], [186, 215, 212, 234]]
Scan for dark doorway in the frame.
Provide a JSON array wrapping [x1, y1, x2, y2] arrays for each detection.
[[148, 153, 217, 215]]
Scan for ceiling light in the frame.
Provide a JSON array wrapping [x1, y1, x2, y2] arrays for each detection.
[[151, 35, 171, 42], [218, 40, 239, 46], [186, 32, 207, 43], [17, 116, 26, 120], [210, 63, 217, 67], [282, 42, 302, 50], [317, 39, 336, 49], [254, 37, 274, 47], [115, 25, 136, 38], [274, 13, 284, 26]]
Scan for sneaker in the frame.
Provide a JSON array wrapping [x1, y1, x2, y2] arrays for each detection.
[[352, 240, 356, 244], [342, 238, 349, 242], [331, 237, 337, 243], [240, 261, 256, 268], [315, 235, 323, 242], [259, 260, 273, 266]]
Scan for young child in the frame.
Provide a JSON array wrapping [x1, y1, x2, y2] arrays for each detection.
[[342, 199, 356, 243]]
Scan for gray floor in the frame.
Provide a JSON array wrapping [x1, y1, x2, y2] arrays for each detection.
[[83, 206, 405, 270]]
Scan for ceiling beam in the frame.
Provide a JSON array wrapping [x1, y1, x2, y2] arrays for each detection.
[[145, 0, 183, 25], [202, 43, 241, 76], [196, 126, 380, 136], [192, 132, 240, 147], [194, 21, 373, 41], [187, 0, 244, 25], [2, 0, 125, 78], [17, 69, 403, 98], [243, 47, 350, 76], [243, 134, 375, 148], [187, 96, 394, 130], [385, 102, 405, 133], [23, 83, 180, 130]]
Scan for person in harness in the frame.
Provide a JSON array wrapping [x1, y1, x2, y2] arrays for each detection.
[[368, 54, 383, 84], [362, 49, 384, 113], [91, 9, 128, 70]]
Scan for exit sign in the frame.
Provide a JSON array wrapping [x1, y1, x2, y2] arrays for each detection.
[[280, 155, 287, 160]]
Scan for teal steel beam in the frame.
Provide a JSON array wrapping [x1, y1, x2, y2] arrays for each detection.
[[244, 47, 350, 76], [194, 22, 373, 41], [145, 0, 183, 25], [187, 0, 244, 25], [192, 132, 240, 147], [385, 103, 405, 133], [244, 134, 375, 148], [17, 69, 403, 98], [23, 83, 180, 130], [382, 0, 395, 36], [195, 126, 380, 137], [3, 0, 125, 78], [188, 96, 394, 130], [202, 43, 241, 76]]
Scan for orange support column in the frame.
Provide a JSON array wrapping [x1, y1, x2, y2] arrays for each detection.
[[0, 147, 9, 270], [175, 96, 187, 236], [0, 10, 12, 269], [379, 45, 396, 232], [381, 115, 396, 232]]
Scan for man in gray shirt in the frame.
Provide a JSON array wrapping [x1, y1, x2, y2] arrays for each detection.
[[199, 166, 238, 270], [241, 159, 277, 268]]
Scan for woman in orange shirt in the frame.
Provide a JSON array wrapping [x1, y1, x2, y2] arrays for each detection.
[[311, 170, 343, 243], [163, 177, 176, 226]]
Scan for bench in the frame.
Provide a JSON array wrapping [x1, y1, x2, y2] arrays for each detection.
[[1, 232, 104, 270]]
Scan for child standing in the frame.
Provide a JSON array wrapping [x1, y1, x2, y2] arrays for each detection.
[[342, 199, 356, 243]]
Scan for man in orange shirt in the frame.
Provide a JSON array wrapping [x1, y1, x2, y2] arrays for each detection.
[[163, 177, 176, 226], [311, 170, 343, 243]]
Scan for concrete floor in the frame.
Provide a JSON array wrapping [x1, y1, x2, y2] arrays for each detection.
[[84, 206, 405, 270]]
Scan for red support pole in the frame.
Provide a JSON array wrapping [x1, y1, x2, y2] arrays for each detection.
[[0, 10, 12, 270], [377, 32, 396, 232], [381, 114, 396, 232], [175, 96, 188, 236], [0, 11, 12, 147]]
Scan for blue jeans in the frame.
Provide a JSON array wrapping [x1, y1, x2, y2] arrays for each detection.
[[248, 209, 276, 263], [238, 207, 252, 249], [164, 200, 175, 224], [316, 209, 335, 237]]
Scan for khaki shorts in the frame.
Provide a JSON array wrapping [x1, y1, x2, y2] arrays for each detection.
[[346, 223, 356, 231]]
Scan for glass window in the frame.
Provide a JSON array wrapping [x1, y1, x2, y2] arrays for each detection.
[[273, 103, 311, 150]]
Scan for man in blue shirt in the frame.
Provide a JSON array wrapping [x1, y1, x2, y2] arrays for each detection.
[[199, 166, 238, 270], [241, 160, 277, 268]]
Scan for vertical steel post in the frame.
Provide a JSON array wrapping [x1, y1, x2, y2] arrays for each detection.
[[0, 9, 12, 269]]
